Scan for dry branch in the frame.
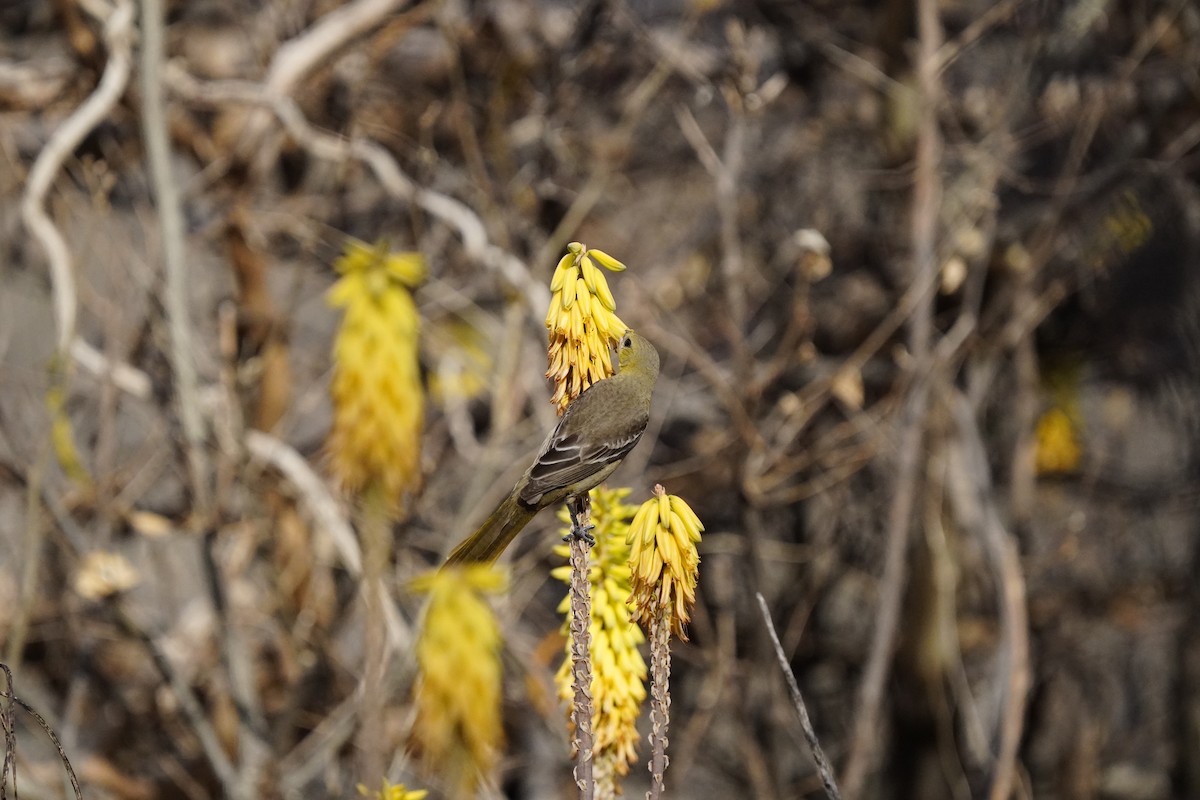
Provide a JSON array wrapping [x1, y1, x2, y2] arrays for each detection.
[[140, 0, 213, 521], [840, 0, 943, 794], [755, 593, 841, 800], [164, 67, 549, 317], [20, 0, 134, 358], [946, 394, 1030, 800], [1, 663, 84, 800]]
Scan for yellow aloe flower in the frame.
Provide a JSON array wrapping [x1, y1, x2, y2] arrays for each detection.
[[545, 242, 629, 413], [410, 565, 506, 791], [327, 239, 426, 514], [1035, 407, 1082, 474], [356, 779, 428, 800], [1035, 359, 1084, 475], [46, 356, 91, 486], [627, 485, 703, 640], [551, 487, 647, 792], [424, 317, 494, 406]]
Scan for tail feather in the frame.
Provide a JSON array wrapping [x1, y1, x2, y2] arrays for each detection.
[[445, 492, 538, 565]]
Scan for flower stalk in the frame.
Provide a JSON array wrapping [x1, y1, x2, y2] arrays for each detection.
[[626, 485, 704, 797], [568, 500, 596, 798]]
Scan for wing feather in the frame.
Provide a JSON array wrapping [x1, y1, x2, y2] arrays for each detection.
[[520, 427, 644, 503]]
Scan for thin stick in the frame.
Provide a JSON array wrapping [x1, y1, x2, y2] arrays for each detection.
[[201, 530, 271, 798], [1, 661, 16, 798], [265, 0, 409, 97], [0, 663, 83, 800], [277, 692, 360, 799], [932, 0, 1021, 74], [947, 395, 1030, 800], [567, 498, 595, 799], [5, 449, 49, 673], [70, 338, 153, 397], [244, 431, 360, 568], [673, 104, 751, 386], [164, 67, 548, 318], [839, 0, 942, 793], [357, 488, 391, 788], [111, 605, 240, 795], [20, 0, 134, 355], [233, 0, 409, 173], [141, 0, 212, 520], [755, 593, 842, 800], [245, 432, 412, 648]]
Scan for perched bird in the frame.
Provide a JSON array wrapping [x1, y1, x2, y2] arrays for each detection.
[[445, 330, 660, 564]]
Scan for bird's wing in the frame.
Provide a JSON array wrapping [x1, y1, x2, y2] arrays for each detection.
[[520, 427, 644, 504]]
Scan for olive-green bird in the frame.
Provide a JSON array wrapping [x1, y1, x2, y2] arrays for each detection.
[[445, 330, 660, 564]]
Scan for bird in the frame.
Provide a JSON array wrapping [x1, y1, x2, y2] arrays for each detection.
[[445, 330, 660, 564]]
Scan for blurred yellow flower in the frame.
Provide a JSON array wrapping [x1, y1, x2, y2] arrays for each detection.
[[424, 317, 494, 406], [1036, 407, 1082, 474], [410, 565, 506, 792], [551, 487, 646, 793], [545, 242, 628, 413], [1036, 360, 1084, 475], [627, 485, 702, 640], [327, 239, 426, 515], [356, 779, 428, 800], [46, 357, 91, 486]]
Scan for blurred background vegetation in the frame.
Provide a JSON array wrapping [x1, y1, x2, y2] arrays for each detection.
[[2, 0, 1199, 797]]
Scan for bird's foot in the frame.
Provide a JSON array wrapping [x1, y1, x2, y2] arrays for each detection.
[[565, 498, 596, 546], [562, 523, 596, 546]]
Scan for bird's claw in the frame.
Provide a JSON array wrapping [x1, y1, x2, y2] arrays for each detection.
[[562, 523, 596, 546]]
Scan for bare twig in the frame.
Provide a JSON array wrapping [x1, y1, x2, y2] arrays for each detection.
[[533, 17, 682, 271], [243, 430, 359, 571], [639, 318, 762, 449], [277, 691, 360, 799], [357, 488, 391, 788], [673, 104, 750, 383], [1, 661, 16, 798], [1008, 270, 1039, 530], [109, 618, 235, 796], [933, 0, 1022, 74], [164, 68, 548, 317], [200, 529, 271, 800], [755, 593, 842, 800], [776, 6, 908, 99], [70, 338, 154, 398], [141, 0, 213, 521], [946, 394, 1030, 800], [235, 0, 412, 172], [838, 208, 928, 796], [746, 261, 943, 496], [243, 431, 414, 651], [20, 0, 134, 356], [266, 0, 409, 96], [840, 0, 943, 795], [5, 449, 48, 673], [1, 663, 84, 800], [111, 604, 241, 795]]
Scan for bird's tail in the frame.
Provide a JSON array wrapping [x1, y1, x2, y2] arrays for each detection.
[[445, 492, 538, 565]]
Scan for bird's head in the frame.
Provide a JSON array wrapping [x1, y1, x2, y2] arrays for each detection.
[[616, 330, 660, 379]]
